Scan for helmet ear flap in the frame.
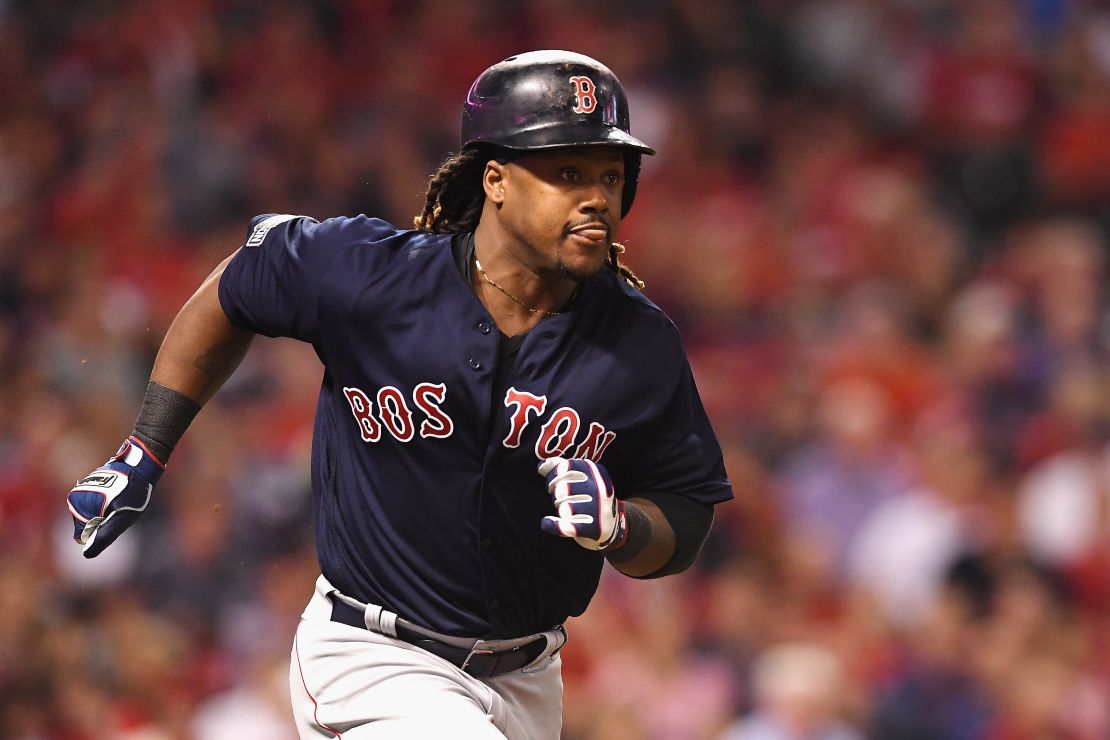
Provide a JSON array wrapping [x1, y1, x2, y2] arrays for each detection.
[[621, 152, 642, 218]]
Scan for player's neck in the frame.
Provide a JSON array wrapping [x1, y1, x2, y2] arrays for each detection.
[[471, 225, 577, 333]]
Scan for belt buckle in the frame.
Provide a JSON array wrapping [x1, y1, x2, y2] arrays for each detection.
[[460, 644, 496, 674]]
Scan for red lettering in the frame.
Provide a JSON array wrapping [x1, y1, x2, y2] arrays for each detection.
[[536, 407, 581, 459], [343, 387, 381, 442], [345, 381, 613, 461], [503, 388, 547, 449], [414, 382, 453, 439], [572, 422, 617, 462], [569, 75, 597, 114], [377, 386, 415, 442]]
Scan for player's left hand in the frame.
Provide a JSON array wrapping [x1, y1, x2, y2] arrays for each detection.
[[538, 457, 628, 551], [66, 436, 165, 558]]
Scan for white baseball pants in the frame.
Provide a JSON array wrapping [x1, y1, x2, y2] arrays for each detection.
[[289, 575, 564, 739]]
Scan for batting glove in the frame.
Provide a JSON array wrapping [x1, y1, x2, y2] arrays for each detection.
[[66, 436, 165, 558], [538, 457, 628, 551]]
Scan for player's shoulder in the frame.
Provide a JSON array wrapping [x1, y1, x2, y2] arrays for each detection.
[[586, 271, 691, 381], [243, 213, 450, 254], [244, 213, 312, 245], [588, 269, 688, 366], [596, 268, 679, 332]]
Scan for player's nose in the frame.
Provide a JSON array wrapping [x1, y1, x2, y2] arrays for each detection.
[[578, 180, 614, 215]]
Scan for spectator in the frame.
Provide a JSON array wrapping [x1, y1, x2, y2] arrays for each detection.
[[719, 641, 862, 740]]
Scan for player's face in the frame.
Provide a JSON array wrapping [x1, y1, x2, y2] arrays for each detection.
[[498, 146, 625, 281]]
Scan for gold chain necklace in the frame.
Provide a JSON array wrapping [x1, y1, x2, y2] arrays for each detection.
[[474, 257, 566, 317]]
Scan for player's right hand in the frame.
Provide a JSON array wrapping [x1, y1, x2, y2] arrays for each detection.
[[66, 436, 165, 558], [538, 456, 628, 551]]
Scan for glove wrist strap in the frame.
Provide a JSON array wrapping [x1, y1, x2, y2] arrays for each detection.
[[603, 501, 654, 564], [115, 435, 167, 483], [600, 500, 629, 551]]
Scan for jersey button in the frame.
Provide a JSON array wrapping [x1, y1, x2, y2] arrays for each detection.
[[489, 599, 499, 611], [480, 537, 492, 549], [468, 357, 482, 370], [477, 321, 491, 334]]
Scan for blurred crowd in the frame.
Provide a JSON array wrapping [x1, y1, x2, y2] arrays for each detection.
[[2, 0, 1110, 738]]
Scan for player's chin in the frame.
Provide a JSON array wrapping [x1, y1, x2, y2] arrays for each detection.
[[557, 254, 608, 283], [559, 234, 610, 281]]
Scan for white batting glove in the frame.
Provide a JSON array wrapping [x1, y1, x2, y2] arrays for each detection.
[[538, 457, 628, 551]]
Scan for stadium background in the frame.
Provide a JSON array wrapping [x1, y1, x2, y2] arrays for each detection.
[[2, 0, 1110, 737]]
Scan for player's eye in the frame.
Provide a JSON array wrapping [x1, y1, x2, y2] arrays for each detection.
[[603, 172, 623, 186], [560, 168, 581, 182]]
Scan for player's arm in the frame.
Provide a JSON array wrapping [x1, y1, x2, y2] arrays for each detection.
[[605, 494, 712, 578], [149, 252, 253, 406], [66, 252, 254, 558], [538, 458, 714, 578], [603, 498, 674, 577]]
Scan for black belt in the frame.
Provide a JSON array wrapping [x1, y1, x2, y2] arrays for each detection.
[[328, 596, 556, 678]]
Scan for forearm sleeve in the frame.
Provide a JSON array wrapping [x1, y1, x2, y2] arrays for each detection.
[[626, 492, 714, 579], [131, 381, 202, 463]]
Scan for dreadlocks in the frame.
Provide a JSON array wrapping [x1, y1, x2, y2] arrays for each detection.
[[413, 149, 488, 235], [413, 149, 645, 290]]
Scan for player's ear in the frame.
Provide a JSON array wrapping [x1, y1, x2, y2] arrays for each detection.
[[483, 161, 506, 205]]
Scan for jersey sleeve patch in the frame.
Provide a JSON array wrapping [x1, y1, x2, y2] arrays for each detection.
[[244, 214, 306, 247]]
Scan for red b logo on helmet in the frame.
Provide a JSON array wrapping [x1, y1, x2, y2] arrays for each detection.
[[569, 76, 597, 114]]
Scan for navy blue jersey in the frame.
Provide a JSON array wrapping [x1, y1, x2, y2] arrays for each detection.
[[219, 214, 732, 638]]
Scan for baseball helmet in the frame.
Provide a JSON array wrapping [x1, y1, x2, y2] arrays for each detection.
[[461, 50, 655, 217]]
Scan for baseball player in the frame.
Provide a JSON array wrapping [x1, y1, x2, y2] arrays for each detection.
[[66, 50, 733, 739]]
